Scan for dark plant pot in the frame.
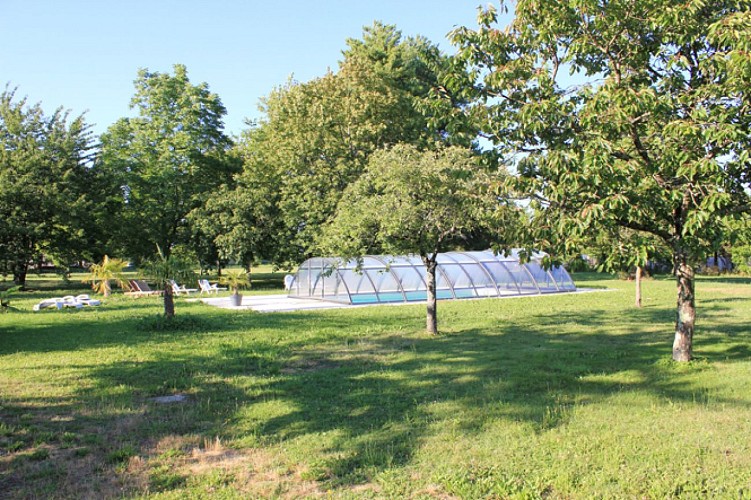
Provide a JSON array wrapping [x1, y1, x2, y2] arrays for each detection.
[[229, 293, 243, 307]]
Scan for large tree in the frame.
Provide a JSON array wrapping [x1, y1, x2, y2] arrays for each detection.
[[320, 144, 512, 334], [100, 64, 236, 263], [0, 88, 104, 286], [451, 1, 751, 361], [217, 23, 477, 269]]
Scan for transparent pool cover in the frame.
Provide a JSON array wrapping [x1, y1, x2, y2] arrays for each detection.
[[288, 250, 576, 304]]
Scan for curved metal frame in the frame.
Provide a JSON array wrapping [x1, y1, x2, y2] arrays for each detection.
[[371, 255, 408, 302], [460, 251, 501, 296], [288, 251, 575, 303]]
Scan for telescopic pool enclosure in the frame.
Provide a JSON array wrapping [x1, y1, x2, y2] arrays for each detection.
[[287, 250, 576, 305]]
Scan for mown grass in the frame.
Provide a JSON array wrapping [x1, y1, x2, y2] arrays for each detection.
[[1, 272, 750, 498]]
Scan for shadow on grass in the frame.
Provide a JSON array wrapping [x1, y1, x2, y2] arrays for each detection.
[[2, 289, 750, 495], [247, 304, 750, 478]]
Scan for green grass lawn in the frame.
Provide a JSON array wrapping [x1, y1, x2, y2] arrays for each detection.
[[1, 272, 750, 498]]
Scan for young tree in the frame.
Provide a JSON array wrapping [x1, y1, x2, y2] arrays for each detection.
[[320, 144, 513, 334], [589, 227, 671, 308], [100, 64, 236, 263], [0, 88, 100, 286], [141, 247, 196, 318], [451, 1, 751, 361]]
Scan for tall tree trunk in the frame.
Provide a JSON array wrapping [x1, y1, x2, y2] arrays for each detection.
[[12, 266, 27, 287], [163, 285, 175, 318], [635, 265, 643, 308], [424, 257, 438, 335], [673, 255, 695, 362]]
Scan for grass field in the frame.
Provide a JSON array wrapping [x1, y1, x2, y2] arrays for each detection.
[[1, 271, 750, 498]]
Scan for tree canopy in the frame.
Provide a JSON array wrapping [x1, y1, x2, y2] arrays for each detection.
[[451, 0, 751, 360], [100, 64, 236, 263], [0, 88, 107, 285], [212, 23, 477, 269], [320, 144, 512, 334]]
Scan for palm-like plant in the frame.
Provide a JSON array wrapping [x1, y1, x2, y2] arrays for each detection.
[[141, 247, 196, 317], [84, 255, 129, 297], [0, 286, 22, 313], [219, 269, 250, 306]]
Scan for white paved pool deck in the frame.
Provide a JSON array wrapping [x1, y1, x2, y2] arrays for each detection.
[[196, 288, 608, 313]]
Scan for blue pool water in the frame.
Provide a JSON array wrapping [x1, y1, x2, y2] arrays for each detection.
[[350, 289, 475, 304]]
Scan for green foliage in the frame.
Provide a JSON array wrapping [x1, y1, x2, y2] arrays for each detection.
[[451, 0, 751, 261], [451, 0, 751, 359], [215, 23, 477, 268], [218, 268, 250, 294], [730, 245, 751, 274], [141, 247, 197, 290], [0, 87, 109, 286], [585, 227, 672, 274], [141, 246, 197, 317], [321, 144, 510, 259], [321, 144, 514, 333], [100, 64, 236, 263], [0, 285, 21, 312], [106, 444, 137, 464], [83, 255, 128, 297], [188, 146, 277, 270]]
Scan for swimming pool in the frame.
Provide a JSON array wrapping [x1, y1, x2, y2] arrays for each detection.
[[288, 250, 577, 305]]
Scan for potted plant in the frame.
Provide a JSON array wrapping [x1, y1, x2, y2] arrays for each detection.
[[219, 269, 250, 306]]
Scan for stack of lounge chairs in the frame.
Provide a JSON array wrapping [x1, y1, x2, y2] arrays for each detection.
[[33, 294, 102, 311]]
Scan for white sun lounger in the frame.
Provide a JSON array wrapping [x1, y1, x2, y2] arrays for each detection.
[[198, 279, 227, 294], [75, 294, 102, 306], [170, 280, 198, 295]]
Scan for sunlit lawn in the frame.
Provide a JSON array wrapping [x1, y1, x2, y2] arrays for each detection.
[[1, 271, 750, 498]]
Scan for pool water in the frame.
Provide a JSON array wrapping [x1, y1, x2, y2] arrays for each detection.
[[350, 289, 475, 304]]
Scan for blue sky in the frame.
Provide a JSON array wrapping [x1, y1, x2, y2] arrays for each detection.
[[1, 1, 506, 137]]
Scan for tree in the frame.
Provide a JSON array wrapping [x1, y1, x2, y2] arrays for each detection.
[[141, 247, 196, 318], [220, 23, 477, 269], [100, 64, 236, 263], [451, 1, 751, 361], [320, 144, 512, 334], [188, 140, 281, 271], [0, 88, 101, 286]]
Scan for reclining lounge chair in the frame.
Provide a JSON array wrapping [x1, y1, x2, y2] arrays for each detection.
[[198, 279, 227, 294]]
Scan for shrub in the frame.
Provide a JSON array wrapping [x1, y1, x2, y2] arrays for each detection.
[[730, 245, 751, 275]]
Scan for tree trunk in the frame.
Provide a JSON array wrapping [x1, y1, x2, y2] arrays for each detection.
[[635, 265, 643, 308], [164, 285, 175, 318], [103, 280, 111, 298], [673, 256, 695, 362], [13, 260, 27, 287], [424, 257, 438, 335]]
